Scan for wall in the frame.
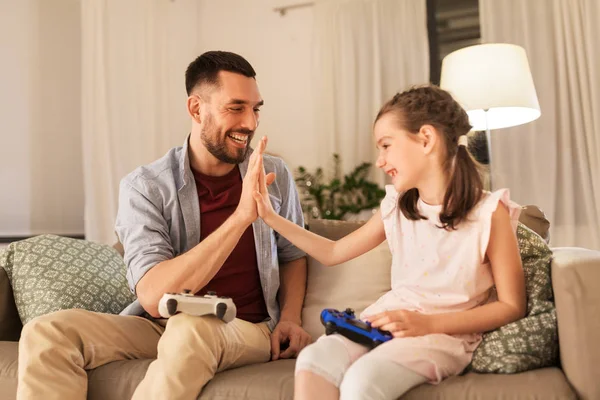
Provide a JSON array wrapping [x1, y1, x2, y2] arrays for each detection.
[[0, 0, 32, 236], [0, 0, 83, 236], [0, 0, 316, 238], [196, 0, 318, 172]]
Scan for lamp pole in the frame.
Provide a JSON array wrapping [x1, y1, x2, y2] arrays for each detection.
[[484, 109, 493, 190]]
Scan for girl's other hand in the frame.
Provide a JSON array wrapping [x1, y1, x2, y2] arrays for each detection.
[[365, 309, 434, 338]]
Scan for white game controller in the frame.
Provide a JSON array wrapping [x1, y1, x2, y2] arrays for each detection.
[[158, 290, 237, 323]]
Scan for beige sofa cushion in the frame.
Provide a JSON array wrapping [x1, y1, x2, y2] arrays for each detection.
[[68, 361, 584, 400], [405, 367, 575, 400], [0, 342, 18, 400], [301, 219, 391, 341], [0, 341, 575, 400], [85, 357, 295, 400]]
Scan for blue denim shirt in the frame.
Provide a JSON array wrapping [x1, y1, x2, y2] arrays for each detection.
[[115, 137, 306, 330]]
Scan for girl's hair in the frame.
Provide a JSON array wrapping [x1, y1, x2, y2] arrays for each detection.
[[375, 85, 484, 230]]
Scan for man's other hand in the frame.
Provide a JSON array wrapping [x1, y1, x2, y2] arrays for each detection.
[[270, 320, 312, 361]]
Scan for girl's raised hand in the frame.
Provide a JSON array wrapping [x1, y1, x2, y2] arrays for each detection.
[[364, 309, 434, 338]]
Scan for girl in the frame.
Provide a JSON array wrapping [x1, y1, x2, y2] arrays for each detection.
[[252, 85, 526, 400]]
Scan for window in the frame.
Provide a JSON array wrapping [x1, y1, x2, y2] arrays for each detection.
[[427, 0, 480, 85], [427, 0, 488, 167]]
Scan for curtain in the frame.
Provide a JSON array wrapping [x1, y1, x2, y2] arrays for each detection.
[[312, 0, 430, 184], [479, 0, 600, 250], [80, 0, 200, 244]]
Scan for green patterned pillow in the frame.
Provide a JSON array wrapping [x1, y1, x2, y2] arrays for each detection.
[[468, 223, 558, 373], [0, 234, 136, 324]]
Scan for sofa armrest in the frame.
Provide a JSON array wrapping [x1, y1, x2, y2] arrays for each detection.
[[552, 247, 600, 400], [0, 267, 22, 341]]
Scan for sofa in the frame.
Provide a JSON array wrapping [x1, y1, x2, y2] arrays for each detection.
[[1, 213, 599, 399]]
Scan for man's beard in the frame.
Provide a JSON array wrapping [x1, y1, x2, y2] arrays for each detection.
[[200, 115, 253, 164]]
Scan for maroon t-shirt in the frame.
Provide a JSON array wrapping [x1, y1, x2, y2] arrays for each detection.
[[193, 166, 269, 323]]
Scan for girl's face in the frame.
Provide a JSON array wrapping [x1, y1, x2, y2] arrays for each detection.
[[374, 113, 429, 193]]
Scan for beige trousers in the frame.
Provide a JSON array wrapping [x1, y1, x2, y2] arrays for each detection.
[[17, 309, 272, 400]]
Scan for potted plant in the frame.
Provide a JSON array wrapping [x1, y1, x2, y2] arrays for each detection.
[[295, 154, 386, 221]]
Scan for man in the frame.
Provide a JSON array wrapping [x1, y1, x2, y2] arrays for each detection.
[[17, 51, 312, 400]]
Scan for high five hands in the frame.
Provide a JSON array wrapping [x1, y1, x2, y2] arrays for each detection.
[[238, 136, 276, 226], [245, 136, 277, 224]]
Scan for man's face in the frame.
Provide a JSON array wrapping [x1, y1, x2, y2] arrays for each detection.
[[199, 71, 263, 164]]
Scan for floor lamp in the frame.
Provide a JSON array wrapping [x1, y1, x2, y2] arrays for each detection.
[[440, 43, 541, 190]]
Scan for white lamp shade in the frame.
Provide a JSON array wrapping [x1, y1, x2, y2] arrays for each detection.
[[440, 43, 541, 131]]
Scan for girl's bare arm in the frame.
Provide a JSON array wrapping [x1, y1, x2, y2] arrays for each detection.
[[263, 209, 386, 266], [252, 146, 386, 266]]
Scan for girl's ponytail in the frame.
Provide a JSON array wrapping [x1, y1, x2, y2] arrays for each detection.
[[439, 141, 484, 230]]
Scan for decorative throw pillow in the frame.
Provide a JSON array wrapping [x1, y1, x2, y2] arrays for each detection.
[[469, 223, 559, 373], [0, 234, 136, 324]]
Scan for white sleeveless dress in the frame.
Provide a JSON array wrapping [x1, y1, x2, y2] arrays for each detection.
[[358, 186, 521, 383]]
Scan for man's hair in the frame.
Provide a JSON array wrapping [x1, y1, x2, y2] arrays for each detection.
[[185, 51, 256, 95]]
